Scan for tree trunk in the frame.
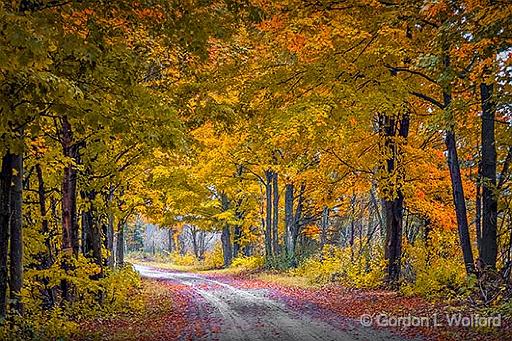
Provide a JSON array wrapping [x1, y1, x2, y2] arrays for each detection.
[[36, 163, 56, 308], [444, 89, 475, 274], [233, 224, 241, 259], [290, 183, 305, 266], [116, 221, 125, 268], [106, 213, 114, 268], [221, 225, 232, 267], [0, 153, 13, 318], [61, 116, 79, 256], [36, 164, 53, 266], [91, 215, 102, 267], [272, 172, 279, 254], [479, 82, 498, 269], [378, 111, 409, 286], [383, 194, 404, 284], [264, 170, 273, 259], [446, 128, 475, 274], [350, 195, 355, 261], [320, 206, 329, 250], [9, 153, 23, 314], [220, 193, 232, 267], [190, 226, 199, 258], [105, 187, 115, 268], [82, 190, 102, 266], [284, 183, 294, 256], [476, 174, 482, 256]]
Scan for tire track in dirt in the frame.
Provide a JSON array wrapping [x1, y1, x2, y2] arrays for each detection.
[[134, 264, 413, 341]]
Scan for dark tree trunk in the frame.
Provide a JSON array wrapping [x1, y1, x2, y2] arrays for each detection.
[[0, 153, 13, 318], [106, 213, 114, 268], [105, 187, 115, 268], [443, 89, 475, 274], [9, 153, 23, 314], [446, 128, 475, 274], [476, 174, 482, 256], [81, 191, 93, 257], [36, 164, 53, 265], [320, 206, 329, 250], [233, 200, 244, 259], [290, 183, 306, 266], [36, 163, 56, 308], [379, 111, 409, 286], [272, 172, 279, 254], [284, 183, 294, 256], [116, 221, 125, 268], [479, 82, 498, 269], [91, 216, 102, 267], [264, 170, 273, 259], [383, 194, 404, 284], [220, 193, 232, 267], [350, 195, 355, 260], [82, 190, 102, 266], [61, 117, 79, 256], [221, 225, 232, 267], [233, 225, 241, 259]]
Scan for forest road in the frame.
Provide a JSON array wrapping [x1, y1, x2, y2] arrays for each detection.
[[134, 264, 413, 341]]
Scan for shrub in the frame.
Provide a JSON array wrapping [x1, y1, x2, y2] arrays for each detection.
[[231, 255, 265, 271], [169, 252, 197, 267], [1, 258, 143, 341], [294, 245, 385, 288], [201, 243, 225, 270], [401, 229, 469, 300]]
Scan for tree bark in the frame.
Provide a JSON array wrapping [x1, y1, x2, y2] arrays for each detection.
[[103, 218, 114, 267], [476, 174, 482, 256], [220, 193, 232, 267], [446, 128, 475, 274], [233, 224, 241, 259], [444, 90, 475, 274], [272, 172, 279, 254], [379, 111, 409, 285], [290, 183, 305, 266], [106, 213, 114, 268], [264, 170, 273, 259], [0, 153, 13, 318], [221, 225, 232, 267], [9, 153, 23, 314], [479, 82, 498, 269], [116, 220, 125, 268], [284, 183, 294, 256], [320, 206, 329, 250], [36, 164, 53, 266], [61, 116, 79, 256]]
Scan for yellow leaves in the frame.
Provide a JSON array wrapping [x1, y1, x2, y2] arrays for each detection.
[[207, 89, 239, 105]]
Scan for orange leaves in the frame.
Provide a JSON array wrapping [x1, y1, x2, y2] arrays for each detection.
[[133, 8, 165, 22], [257, 15, 285, 32], [420, 0, 450, 20], [287, 33, 306, 53]]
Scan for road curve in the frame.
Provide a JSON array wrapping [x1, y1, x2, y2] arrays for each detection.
[[134, 264, 412, 341]]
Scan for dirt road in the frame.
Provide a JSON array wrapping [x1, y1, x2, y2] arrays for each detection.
[[134, 264, 411, 341]]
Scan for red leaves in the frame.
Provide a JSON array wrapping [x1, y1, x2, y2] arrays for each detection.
[[80, 271, 511, 341]]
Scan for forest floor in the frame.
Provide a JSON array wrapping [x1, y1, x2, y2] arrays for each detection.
[[78, 263, 511, 341]]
